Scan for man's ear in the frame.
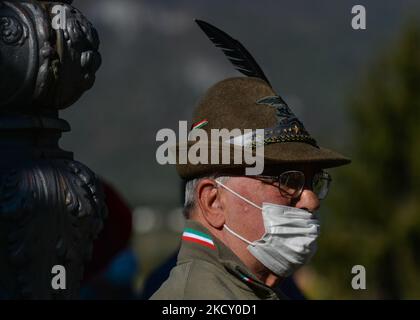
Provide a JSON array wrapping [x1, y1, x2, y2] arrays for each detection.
[[196, 179, 225, 229]]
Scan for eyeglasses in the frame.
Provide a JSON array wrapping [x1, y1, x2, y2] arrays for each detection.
[[252, 170, 332, 200]]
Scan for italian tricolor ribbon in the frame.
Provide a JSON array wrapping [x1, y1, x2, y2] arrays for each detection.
[[182, 228, 216, 250], [239, 273, 253, 283], [191, 119, 209, 130]]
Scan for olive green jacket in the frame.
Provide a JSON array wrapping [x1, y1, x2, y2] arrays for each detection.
[[150, 221, 284, 300]]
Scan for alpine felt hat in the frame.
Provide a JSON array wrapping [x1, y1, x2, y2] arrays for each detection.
[[175, 20, 350, 179]]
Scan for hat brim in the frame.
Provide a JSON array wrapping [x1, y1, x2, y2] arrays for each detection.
[[173, 141, 351, 179], [263, 142, 351, 168]]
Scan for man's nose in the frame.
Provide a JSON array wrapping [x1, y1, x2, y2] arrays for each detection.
[[294, 188, 320, 213]]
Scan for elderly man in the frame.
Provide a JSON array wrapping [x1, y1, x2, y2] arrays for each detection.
[[151, 20, 350, 300]]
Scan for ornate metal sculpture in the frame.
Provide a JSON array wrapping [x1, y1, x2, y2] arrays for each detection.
[[0, 0, 106, 299]]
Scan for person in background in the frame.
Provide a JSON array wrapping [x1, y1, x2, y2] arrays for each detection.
[[81, 180, 138, 300]]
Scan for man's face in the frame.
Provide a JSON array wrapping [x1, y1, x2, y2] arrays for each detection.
[[220, 166, 321, 245]]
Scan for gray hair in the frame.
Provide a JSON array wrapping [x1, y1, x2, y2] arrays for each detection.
[[184, 175, 230, 218]]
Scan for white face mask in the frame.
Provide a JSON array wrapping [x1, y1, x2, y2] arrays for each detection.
[[215, 180, 320, 277]]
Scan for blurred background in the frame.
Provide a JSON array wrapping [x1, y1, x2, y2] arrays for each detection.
[[61, 0, 420, 299]]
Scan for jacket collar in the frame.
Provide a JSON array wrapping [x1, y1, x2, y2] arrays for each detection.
[[178, 220, 283, 299]]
